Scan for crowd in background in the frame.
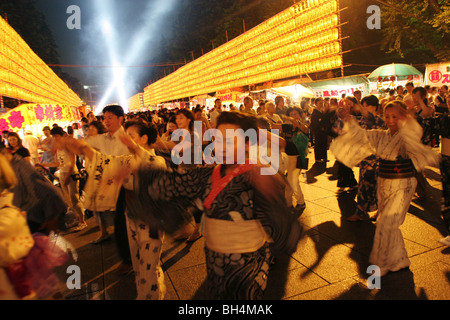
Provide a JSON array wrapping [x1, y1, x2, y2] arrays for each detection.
[[0, 82, 449, 299]]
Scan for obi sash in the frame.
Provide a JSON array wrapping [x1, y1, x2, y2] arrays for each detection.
[[202, 162, 269, 253], [378, 158, 415, 179], [204, 216, 268, 254]]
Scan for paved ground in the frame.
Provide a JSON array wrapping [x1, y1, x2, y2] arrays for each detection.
[[53, 149, 450, 300]]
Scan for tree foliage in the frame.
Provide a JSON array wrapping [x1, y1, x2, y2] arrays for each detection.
[[379, 0, 450, 62]]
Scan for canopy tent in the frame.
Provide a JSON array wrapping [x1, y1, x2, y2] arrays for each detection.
[[368, 63, 422, 80], [367, 64, 423, 93]]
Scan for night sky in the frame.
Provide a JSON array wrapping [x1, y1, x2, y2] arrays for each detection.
[[34, 0, 181, 104]]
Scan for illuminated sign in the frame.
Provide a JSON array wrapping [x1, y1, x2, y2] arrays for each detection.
[[425, 62, 450, 86], [0, 103, 77, 133], [144, 0, 343, 105], [0, 16, 82, 106]]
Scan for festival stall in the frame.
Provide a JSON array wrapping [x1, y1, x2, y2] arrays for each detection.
[[190, 94, 214, 109], [367, 63, 423, 94], [161, 102, 187, 110], [424, 62, 450, 87], [215, 90, 246, 108], [0, 103, 79, 138], [248, 80, 314, 107], [304, 75, 369, 98]]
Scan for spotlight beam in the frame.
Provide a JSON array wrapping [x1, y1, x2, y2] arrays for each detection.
[[95, 0, 177, 114]]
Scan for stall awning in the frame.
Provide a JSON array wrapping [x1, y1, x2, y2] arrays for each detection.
[[304, 75, 370, 98], [271, 85, 314, 98], [304, 75, 369, 89]]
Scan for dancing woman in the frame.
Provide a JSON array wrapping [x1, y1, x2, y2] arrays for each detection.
[[62, 120, 167, 300], [127, 111, 303, 299], [330, 101, 439, 276]]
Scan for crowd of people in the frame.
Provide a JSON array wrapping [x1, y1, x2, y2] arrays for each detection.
[[0, 82, 449, 300]]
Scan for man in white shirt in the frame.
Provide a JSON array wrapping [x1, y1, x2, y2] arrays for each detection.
[[22, 130, 40, 165], [85, 104, 132, 274], [264, 101, 283, 130], [209, 98, 222, 128], [403, 82, 415, 109]]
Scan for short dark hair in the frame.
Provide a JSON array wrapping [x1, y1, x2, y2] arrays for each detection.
[[345, 96, 358, 104], [50, 127, 66, 136], [216, 111, 258, 133], [361, 95, 379, 107], [103, 105, 125, 118], [124, 119, 158, 146], [275, 96, 284, 106], [405, 82, 414, 88], [89, 120, 107, 134], [286, 107, 304, 117], [412, 86, 427, 98]]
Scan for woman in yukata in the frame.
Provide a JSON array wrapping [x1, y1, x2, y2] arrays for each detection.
[[124, 111, 303, 299], [62, 119, 168, 300], [417, 101, 450, 246], [330, 100, 439, 276], [345, 95, 387, 222]]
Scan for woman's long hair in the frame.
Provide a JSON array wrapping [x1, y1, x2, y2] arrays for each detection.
[[176, 108, 195, 132], [0, 152, 17, 192]]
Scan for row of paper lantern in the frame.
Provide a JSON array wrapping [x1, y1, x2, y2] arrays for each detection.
[[0, 17, 81, 106], [0, 64, 71, 103], [128, 93, 144, 111], [144, 52, 342, 105], [143, 1, 341, 104], [146, 35, 341, 99], [145, 48, 342, 105], [0, 81, 63, 105], [161, 25, 340, 92], [176, 12, 338, 80], [177, 1, 339, 78], [0, 41, 75, 101], [0, 24, 69, 90]]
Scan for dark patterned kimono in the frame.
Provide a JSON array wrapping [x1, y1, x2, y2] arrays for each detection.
[[136, 163, 302, 300], [419, 113, 450, 232], [355, 113, 387, 217]]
